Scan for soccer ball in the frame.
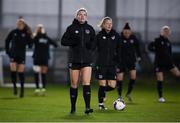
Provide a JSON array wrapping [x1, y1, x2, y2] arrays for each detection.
[[113, 100, 126, 111]]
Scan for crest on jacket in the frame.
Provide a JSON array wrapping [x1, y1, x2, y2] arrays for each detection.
[[85, 29, 90, 34], [75, 30, 79, 34], [130, 39, 134, 43], [111, 36, 115, 40]]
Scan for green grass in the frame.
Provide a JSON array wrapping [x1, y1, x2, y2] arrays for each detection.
[[0, 76, 180, 122]]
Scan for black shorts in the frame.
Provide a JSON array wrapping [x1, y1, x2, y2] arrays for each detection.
[[95, 66, 116, 80], [116, 62, 136, 73], [155, 63, 175, 72], [10, 56, 25, 64], [68, 63, 92, 70], [34, 59, 48, 66]]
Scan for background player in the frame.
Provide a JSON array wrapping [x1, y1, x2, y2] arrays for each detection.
[[32, 24, 58, 96], [5, 18, 33, 98], [116, 23, 141, 102], [148, 26, 180, 102]]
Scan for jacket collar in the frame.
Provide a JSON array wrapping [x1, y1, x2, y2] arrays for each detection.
[[101, 29, 116, 35], [72, 19, 87, 25], [159, 35, 170, 41]]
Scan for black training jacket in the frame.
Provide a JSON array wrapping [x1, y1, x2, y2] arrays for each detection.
[[61, 19, 95, 63], [148, 35, 173, 66], [5, 28, 32, 58], [119, 34, 141, 65], [32, 33, 58, 60], [94, 29, 121, 66]]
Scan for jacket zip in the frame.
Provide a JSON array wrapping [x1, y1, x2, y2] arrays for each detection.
[[106, 37, 110, 66], [80, 26, 84, 63]]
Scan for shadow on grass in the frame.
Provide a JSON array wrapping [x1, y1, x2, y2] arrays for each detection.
[[0, 97, 18, 100], [94, 109, 126, 114], [58, 113, 94, 121], [154, 101, 179, 104], [125, 102, 139, 105], [27, 94, 47, 98]]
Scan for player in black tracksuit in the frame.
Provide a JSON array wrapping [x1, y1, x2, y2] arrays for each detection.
[[61, 8, 95, 114], [94, 17, 121, 110], [5, 18, 32, 98], [148, 26, 180, 103], [116, 23, 141, 102], [32, 24, 58, 95]]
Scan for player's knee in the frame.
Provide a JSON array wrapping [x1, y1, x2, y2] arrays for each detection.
[[130, 76, 136, 80], [130, 73, 136, 80], [117, 76, 123, 81], [10, 64, 17, 71], [108, 82, 116, 88], [71, 81, 78, 88], [82, 81, 90, 86], [175, 72, 180, 77], [110, 85, 116, 88], [71, 83, 78, 88], [10, 68, 16, 71], [99, 80, 106, 86], [18, 65, 25, 72], [157, 78, 164, 81]]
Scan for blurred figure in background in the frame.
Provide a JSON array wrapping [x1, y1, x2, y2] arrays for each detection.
[[116, 23, 141, 102], [5, 18, 33, 98], [61, 8, 95, 114], [148, 26, 180, 103], [32, 24, 58, 96]]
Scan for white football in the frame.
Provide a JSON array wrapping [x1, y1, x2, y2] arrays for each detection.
[[113, 100, 126, 110]]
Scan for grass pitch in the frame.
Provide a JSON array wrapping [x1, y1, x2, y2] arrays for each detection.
[[0, 76, 180, 122]]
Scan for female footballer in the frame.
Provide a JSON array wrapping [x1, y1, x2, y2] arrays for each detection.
[[148, 26, 180, 103], [5, 18, 33, 98], [32, 24, 58, 96], [116, 23, 141, 102], [61, 8, 95, 114], [94, 17, 121, 110]]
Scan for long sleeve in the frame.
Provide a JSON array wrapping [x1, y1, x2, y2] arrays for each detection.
[[61, 27, 79, 46], [27, 34, 33, 49], [148, 41, 156, 52], [5, 30, 13, 54], [48, 36, 58, 48], [134, 36, 141, 58]]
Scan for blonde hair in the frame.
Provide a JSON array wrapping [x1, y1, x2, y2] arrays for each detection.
[[33, 24, 46, 37], [17, 18, 25, 23], [160, 25, 171, 36], [98, 16, 112, 29], [75, 8, 87, 17]]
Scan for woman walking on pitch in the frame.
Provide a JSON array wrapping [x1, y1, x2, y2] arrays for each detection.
[[32, 24, 58, 96], [148, 26, 180, 103], [5, 18, 33, 98], [94, 17, 121, 110], [61, 8, 95, 114], [116, 23, 141, 102]]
